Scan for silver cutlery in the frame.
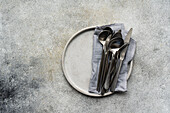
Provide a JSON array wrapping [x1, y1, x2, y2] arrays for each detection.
[[110, 28, 133, 92]]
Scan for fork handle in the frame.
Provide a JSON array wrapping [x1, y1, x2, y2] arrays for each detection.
[[110, 59, 123, 92]]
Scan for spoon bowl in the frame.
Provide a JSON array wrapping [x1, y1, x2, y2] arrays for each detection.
[[98, 30, 110, 45], [109, 37, 124, 54], [103, 27, 114, 34]]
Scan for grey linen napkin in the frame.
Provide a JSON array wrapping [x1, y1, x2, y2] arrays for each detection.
[[89, 23, 136, 94]]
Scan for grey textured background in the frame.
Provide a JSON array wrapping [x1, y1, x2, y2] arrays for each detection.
[[0, 0, 170, 113]]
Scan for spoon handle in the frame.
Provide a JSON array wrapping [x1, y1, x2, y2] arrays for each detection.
[[100, 51, 110, 95], [96, 49, 105, 92]]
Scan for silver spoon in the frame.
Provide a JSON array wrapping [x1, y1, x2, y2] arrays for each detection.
[[96, 30, 112, 91]]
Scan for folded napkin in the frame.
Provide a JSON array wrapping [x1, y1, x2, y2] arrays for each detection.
[[89, 23, 136, 94]]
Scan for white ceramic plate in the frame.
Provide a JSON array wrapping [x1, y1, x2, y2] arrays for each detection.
[[62, 26, 133, 97]]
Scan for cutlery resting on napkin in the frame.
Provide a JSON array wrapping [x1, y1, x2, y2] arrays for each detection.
[[89, 23, 136, 95]]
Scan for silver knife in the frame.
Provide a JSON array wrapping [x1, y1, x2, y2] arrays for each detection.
[[110, 28, 133, 92]]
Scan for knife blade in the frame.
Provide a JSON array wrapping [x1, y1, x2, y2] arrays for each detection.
[[110, 28, 133, 92]]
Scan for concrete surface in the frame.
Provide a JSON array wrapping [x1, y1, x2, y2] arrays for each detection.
[[0, 0, 170, 113]]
